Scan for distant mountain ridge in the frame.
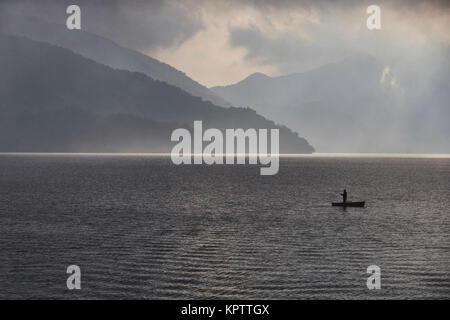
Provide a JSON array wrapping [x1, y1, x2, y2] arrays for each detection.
[[211, 54, 449, 153], [212, 54, 385, 114], [1, 14, 232, 108], [0, 35, 314, 153]]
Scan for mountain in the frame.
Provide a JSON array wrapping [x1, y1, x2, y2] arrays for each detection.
[[0, 108, 180, 153], [211, 54, 450, 153], [0, 14, 232, 108], [0, 35, 314, 153], [212, 55, 394, 152]]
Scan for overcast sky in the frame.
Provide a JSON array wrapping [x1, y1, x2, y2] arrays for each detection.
[[1, 0, 449, 86]]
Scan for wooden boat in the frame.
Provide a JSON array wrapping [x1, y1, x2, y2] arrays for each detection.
[[332, 201, 365, 207]]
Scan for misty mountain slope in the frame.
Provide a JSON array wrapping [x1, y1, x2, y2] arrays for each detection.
[[0, 108, 181, 152], [1, 14, 232, 108], [212, 54, 448, 153], [0, 35, 314, 153], [212, 55, 384, 110]]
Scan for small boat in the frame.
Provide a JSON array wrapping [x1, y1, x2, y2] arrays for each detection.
[[332, 201, 365, 207]]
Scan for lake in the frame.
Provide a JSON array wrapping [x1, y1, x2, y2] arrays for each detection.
[[0, 154, 448, 299]]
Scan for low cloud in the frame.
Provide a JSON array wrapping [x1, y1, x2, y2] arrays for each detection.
[[0, 0, 202, 52], [1, 0, 448, 86]]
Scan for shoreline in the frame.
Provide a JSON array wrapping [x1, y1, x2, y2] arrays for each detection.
[[0, 152, 449, 158]]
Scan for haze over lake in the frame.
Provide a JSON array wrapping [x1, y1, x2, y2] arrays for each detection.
[[0, 0, 449, 301], [1, 154, 448, 299]]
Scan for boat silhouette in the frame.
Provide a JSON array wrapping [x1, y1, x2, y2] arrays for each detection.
[[332, 201, 365, 207]]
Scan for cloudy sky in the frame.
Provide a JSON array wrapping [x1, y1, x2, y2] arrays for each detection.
[[1, 0, 449, 86]]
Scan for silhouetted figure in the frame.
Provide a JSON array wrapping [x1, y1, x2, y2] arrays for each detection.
[[340, 189, 347, 203]]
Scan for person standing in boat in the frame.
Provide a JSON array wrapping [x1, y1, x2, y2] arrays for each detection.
[[341, 189, 347, 203]]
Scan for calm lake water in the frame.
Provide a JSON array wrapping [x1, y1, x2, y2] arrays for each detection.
[[0, 154, 448, 299]]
